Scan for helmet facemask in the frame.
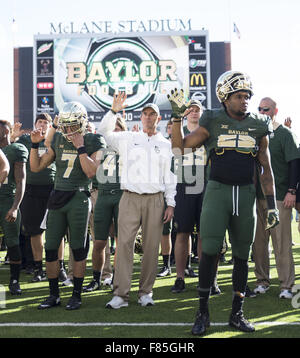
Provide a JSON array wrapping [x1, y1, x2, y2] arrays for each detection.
[[216, 71, 253, 103], [57, 102, 88, 142]]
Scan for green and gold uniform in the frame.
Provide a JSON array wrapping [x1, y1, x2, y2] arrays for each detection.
[[45, 132, 105, 254], [199, 108, 272, 259], [0, 143, 28, 248], [94, 147, 122, 241], [17, 134, 56, 236]]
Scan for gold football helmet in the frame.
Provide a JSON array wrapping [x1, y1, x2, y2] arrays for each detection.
[[57, 102, 88, 140], [216, 71, 253, 103]]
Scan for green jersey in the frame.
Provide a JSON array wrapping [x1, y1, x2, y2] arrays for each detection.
[[199, 108, 272, 186], [0, 143, 28, 198], [51, 132, 105, 191], [18, 134, 56, 185], [269, 124, 300, 201], [96, 147, 121, 190], [199, 109, 272, 154]]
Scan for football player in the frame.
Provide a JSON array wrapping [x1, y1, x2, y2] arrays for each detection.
[[83, 114, 126, 292], [0, 148, 9, 184], [17, 114, 56, 282], [0, 120, 28, 295], [170, 71, 279, 335], [30, 102, 105, 310], [171, 100, 206, 292]]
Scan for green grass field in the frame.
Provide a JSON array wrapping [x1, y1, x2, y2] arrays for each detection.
[[0, 218, 299, 340]]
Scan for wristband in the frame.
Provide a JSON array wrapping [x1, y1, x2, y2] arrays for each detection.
[[77, 146, 87, 155], [31, 142, 39, 149], [171, 113, 183, 119], [287, 189, 296, 195], [52, 123, 58, 129], [266, 195, 276, 210], [111, 109, 117, 114]]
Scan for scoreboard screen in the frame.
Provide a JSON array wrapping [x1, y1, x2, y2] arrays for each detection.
[[33, 31, 210, 128]]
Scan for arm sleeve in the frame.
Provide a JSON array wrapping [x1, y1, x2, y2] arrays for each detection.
[[288, 158, 299, 189], [98, 111, 120, 152]]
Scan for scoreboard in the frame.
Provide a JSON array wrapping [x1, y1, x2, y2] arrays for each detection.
[[33, 31, 211, 129]]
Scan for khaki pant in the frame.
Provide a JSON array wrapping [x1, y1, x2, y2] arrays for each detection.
[[252, 199, 295, 290], [113, 191, 164, 301]]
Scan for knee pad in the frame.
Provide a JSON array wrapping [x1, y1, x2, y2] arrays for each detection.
[[45, 249, 58, 262], [72, 247, 88, 262], [7, 245, 21, 262]]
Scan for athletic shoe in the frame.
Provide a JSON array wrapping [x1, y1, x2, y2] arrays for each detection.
[[106, 296, 128, 309], [138, 293, 155, 306], [83, 279, 100, 292], [210, 285, 221, 295], [229, 311, 255, 332], [245, 285, 257, 298], [38, 295, 61, 309], [157, 266, 171, 277], [184, 268, 198, 277], [58, 268, 68, 282], [4, 255, 9, 264], [253, 285, 269, 294], [32, 270, 46, 282], [66, 296, 81, 310], [9, 280, 21, 295], [171, 277, 185, 293], [62, 278, 73, 287], [191, 310, 210, 336], [103, 277, 112, 287], [279, 289, 293, 299]]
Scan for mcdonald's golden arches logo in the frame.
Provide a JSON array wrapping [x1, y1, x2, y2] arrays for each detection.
[[190, 73, 205, 86]]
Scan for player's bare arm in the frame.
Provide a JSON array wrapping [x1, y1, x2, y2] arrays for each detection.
[[44, 115, 58, 148], [0, 148, 9, 184], [30, 129, 55, 172], [257, 135, 279, 229], [5, 162, 26, 223], [257, 135, 275, 196], [172, 124, 209, 155]]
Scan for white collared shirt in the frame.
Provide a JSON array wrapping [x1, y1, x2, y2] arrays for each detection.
[[98, 111, 177, 207]]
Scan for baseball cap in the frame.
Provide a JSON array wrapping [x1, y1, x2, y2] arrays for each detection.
[[142, 103, 160, 116], [188, 100, 203, 110]]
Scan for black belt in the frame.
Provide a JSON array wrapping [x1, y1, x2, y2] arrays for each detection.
[[98, 189, 122, 195]]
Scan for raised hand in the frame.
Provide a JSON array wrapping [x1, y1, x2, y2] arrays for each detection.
[[167, 88, 191, 118], [112, 92, 127, 113], [31, 128, 45, 143], [11, 122, 24, 142]]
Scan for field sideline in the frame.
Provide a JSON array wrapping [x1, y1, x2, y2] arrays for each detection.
[[0, 219, 299, 339]]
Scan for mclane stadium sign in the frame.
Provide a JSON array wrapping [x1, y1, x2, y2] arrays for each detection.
[[50, 18, 193, 34]]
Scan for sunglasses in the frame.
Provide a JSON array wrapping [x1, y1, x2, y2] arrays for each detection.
[[258, 107, 270, 112]]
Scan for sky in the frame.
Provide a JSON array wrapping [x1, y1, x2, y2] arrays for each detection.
[[0, 0, 299, 136]]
